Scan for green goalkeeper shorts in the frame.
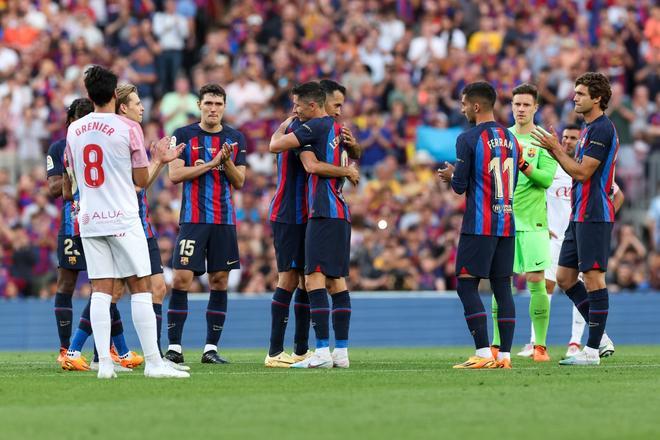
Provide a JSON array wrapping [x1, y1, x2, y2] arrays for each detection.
[[514, 230, 551, 274]]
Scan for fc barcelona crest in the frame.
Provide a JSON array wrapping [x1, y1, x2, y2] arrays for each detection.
[[527, 147, 536, 158], [68, 256, 77, 265], [180, 256, 189, 266]]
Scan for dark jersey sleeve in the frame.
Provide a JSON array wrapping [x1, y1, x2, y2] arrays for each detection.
[[583, 122, 615, 163], [234, 131, 248, 166], [46, 141, 64, 178], [450, 134, 472, 195]]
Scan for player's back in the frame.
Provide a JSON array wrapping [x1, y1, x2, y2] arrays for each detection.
[[66, 112, 147, 237], [269, 118, 308, 224], [457, 121, 521, 237]]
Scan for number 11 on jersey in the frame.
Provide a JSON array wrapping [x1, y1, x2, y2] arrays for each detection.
[[488, 157, 514, 199]]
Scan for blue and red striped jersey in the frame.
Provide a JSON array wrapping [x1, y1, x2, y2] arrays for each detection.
[[269, 118, 308, 224], [450, 121, 522, 237], [174, 123, 247, 225], [137, 189, 156, 238], [571, 115, 619, 223], [46, 139, 80, 236], [296, 116, 350, 222]]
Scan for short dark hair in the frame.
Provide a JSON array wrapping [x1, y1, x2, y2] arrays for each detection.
[[84, 65, 118, 106], [563, 123, 582, 132], [575, 72, 611, 110], [319, 79, 347, 97], [292, 81, 326, 107], [66, 98, 94, 126], [199, 83, 226, 102], [512, 83, 538, 102], [461, 81, 497, 109]]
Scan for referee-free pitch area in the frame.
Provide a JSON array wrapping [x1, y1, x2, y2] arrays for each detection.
[[2, 347, 659, 440]]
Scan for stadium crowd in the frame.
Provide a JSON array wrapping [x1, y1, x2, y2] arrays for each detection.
[[0, 0, 659, 297]]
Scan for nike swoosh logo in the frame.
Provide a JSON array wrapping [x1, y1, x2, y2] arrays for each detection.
[[192, 146, 205, 150], [535, 261, 544, 265], [226, 259, 239, 265]]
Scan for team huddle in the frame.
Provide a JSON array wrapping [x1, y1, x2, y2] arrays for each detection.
[[48, 65, 618, 378], [438, 72, 620, 368]]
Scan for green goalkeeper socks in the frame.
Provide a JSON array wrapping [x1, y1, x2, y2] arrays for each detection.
[[491, 296, 500, 347], [528, 280, 550, 347]]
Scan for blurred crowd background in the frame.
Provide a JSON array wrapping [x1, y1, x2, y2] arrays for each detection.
[[0, 0, 659, 298]]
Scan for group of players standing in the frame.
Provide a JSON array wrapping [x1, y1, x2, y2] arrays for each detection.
[[48, 64, 619, 377], [438, 72, 620, 368], [49, 64, 361, 377]]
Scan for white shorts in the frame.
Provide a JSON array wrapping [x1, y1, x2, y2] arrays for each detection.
[[544, 237, 564, 283], [81, 225, 151, 279]]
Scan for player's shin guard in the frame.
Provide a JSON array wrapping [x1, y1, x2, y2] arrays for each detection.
[[491, 296, 500, 347], [565, 281, 589, 321], [457, 278, 489, 350], [131, 293, 160, 363], [528, 280, 550, 346], [293, 289, 310, 355], [110, 303, 129, 357], [54, 292, 73, 348], [167, 289, 188, 346], [586, 288, 609, 350], [269, 288, 293, 356], [331, 290, 351, 348], [491, 277, 515, 354], [206, 290, 227, 347], [308, 289, 330, 349], [90, 292, 112, 362]]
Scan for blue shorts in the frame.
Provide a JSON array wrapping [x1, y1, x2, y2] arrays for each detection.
[[558, 221, 613, 272], [147, 237, 163, 275], [305, 218, 350, 278], [172, 223, 240, 276], [455, 234, 514, 279], [271, 221, 306, 273], [57, 235, 87, 271]]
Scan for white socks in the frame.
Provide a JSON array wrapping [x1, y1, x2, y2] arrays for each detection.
[[475, 347, 491, 358], [204, 344, 217, 354], [131, 292, 162, 366], [570, 304, 586, 344], [168, 344, 182, 354], [497, 352, 511, 361], [90, 292, 112, 362]]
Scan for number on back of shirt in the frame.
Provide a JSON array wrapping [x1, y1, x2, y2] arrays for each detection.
[[488, 157, 514, 199], [83, 144, 105, 188]]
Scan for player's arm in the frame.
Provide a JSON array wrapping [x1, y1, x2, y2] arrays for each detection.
[[269, 117, 301, 153], [299, 150, 359, 184], [142, 136, 186, 190], [530, 127, 601, 183], [342, 126, 362, 159], [62, 172, 73, 201], [220, 141, 247, 189], [438, 135, 471, 194], [128, 124, 150, 188], [169, 154, 223, 184], [613, 184, 624, 213], [524, 148, 558, 189], [46, 143, 65, 198]]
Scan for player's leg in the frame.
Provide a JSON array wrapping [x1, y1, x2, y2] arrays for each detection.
[[292, 274, 311, 359], [556, 223, 589, 322], [453, 234, 496, 369], [117, 228, 188, 378], [490, 296, 500, 356], [79, 236, 116, 378], [489, 237, 516, 369], [166, 224, 209, 363], [54, 267, 78, 361], [144, 236, 167, 357], [326, 219, 352, 368], [265, 221, 304, 367], [291, 219, 334, 369], [328, 277, 351, 368], [202, 224, 240, 364], [265, 270, 298, 366], [107, 280, 144, 370]]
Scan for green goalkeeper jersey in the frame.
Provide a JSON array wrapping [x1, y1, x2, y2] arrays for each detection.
[[510, 126, 558, 232]]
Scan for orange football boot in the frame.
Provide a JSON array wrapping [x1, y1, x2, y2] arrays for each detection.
[[533, 345, 550, 362]]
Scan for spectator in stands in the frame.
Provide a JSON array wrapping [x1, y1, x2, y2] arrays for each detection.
[[153, 0, 189, 94]]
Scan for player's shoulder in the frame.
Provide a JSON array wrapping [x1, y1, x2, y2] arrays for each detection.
[[172, 122, 200, 141], [590, 115, 616, 135], [287, 117, 302, 132], [47, 138, 66, 155], [114, 114, 142, 131]]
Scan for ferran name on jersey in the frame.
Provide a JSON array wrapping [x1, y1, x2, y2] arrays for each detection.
[[487, 137, 514, 150]]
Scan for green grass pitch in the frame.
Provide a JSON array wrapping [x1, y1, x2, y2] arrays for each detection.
[[2, 347, 659, 440]]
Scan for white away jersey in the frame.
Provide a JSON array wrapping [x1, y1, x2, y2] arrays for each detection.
[[546, 165, 572, 240], [65, 112, 149, 237]]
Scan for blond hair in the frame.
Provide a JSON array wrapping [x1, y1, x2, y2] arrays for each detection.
[[115, 83, 138, 113]]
